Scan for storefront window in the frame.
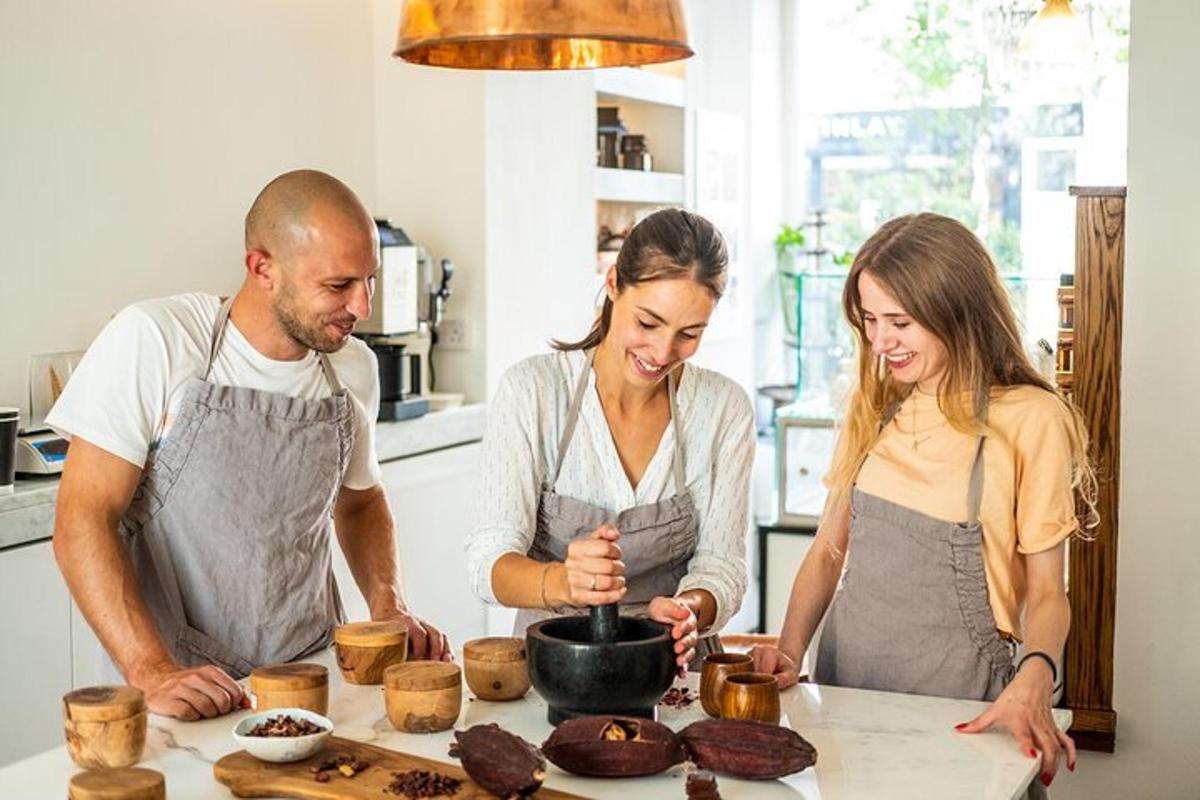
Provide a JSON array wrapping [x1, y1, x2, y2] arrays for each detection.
[[773, 0, 1129, 416]]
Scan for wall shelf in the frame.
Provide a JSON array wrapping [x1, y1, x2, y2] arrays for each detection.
[[594, 167, 685, 204], [594, 67, 686, 107]]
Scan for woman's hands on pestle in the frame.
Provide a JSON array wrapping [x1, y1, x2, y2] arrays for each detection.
[[563, 523, 628, 606]]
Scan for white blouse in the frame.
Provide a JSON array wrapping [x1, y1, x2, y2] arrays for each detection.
[[466, 349, 755, 631]]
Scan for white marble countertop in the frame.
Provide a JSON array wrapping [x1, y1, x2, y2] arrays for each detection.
[[0, 404, 486, 551], [0, 648, 1069, 799]]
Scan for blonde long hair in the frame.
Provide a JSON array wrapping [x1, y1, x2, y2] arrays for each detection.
[[826, 213, 1098, 534]]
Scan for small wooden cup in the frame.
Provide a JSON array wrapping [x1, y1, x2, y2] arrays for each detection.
[[463, 637, 530, 701], [699, 652, 754, 717], [62, 686, 147, 769], [334, 620, 409, 685], [68, 767, 165, 800], [384, 660, 462, 733], [720, 672, 781, 725], [249, 663, 328, 715]]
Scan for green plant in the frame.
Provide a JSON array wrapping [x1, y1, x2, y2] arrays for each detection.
[[774, 224, 807, 258]]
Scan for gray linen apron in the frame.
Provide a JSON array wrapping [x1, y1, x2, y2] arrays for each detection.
[[514, 352, 721, 668], [815, 405, 1051, 798], [815, 409, 1014, 698], [114, 298, 351, 679]]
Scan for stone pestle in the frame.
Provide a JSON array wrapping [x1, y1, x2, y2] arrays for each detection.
[[589, 603, 621, 643]]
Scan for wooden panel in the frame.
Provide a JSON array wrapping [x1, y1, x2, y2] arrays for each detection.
[[1062, 188, 1124, 748], [215, 735, 583, 799]]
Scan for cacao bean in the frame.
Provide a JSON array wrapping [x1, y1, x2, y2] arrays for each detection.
[[454, 723, 546, 798], [541, 716, 686, 778], [678, 718, 817, 780]]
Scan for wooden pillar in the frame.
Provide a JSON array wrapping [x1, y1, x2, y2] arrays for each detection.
[[1061, 185, 1125, 752]]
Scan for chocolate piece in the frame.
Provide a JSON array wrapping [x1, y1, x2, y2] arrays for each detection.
[[660, 687, 697, 709], [678, 718, 817, 779], [454, 723, 546, 798], [686, 769, 721, 799], [542, 716, 686, 777]]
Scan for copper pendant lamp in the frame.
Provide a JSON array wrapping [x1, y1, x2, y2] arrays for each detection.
[[394, 0, 694, 70]]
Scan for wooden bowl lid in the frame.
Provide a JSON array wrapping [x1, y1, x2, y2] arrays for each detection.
[[334, 620, 408, 647], [68, 767, 165, 800], [62, 686, 146, 722], [463, 636, 526, 663], [384, 660, 461, 691], [249, 662, 328, 690]]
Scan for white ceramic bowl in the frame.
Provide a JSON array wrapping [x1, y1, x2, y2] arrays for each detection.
[[232, 708, 332, 763]]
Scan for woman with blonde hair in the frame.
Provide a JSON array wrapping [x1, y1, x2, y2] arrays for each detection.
[[752, 212, 1096, 792]]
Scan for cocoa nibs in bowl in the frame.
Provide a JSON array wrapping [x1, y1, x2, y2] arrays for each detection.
[[245, 715, 326, 737], [661, 686, 697, 708], [385, 769, 463, 798]]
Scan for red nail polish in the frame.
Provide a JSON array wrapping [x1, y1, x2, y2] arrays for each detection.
[[1028, 749, 1038, 758], [954, 723, 967, 731], [1041, 772, 1053, 787]]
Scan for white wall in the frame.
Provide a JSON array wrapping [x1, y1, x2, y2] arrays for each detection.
[[369, 0, 488, 402], [0, 0, 378, 417], [482, 71, 597, 394], [1055, 2, 1200, 798], [681, 0, 757, 399]]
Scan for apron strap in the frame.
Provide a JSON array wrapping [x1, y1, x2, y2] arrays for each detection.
[[205, 298, 235, 380], [667, 367, 686, 497], [549, 349, 595, 484], [966, 434, 987, 526], [316, 352, 344, 394], [205, 297, 343, 394], [551, 350, 688, 497], [882, 392, 987, 525]]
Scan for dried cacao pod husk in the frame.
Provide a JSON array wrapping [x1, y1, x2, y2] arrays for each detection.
[[454, 723, 546, 798], [541, 716, 687, 777], [678, 718, 817, 779]]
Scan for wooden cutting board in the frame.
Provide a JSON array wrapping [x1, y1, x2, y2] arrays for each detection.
[[213, 736, 584, 799]]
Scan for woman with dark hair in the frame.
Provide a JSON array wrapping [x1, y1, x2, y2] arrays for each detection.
[[751, 213, 1096, 793], [465, 209, 755, 672]]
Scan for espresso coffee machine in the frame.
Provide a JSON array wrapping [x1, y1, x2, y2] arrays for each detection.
[[359, 220, 454, 422]]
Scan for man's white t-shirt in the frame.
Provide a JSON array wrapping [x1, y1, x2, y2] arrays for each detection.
[[47, 292, 382, 489]]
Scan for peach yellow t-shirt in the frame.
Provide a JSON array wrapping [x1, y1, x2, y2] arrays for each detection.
[[853, 384, 1078, 640]]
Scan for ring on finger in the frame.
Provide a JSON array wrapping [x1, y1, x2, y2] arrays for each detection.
[[590, 574, 597, 591]]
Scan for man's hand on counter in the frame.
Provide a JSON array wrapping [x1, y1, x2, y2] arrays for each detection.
[[377, 609, 453, 662], [137, 662, 247, 721]]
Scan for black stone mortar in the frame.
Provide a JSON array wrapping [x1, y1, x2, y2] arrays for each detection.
[[526, 604, 676, 725]]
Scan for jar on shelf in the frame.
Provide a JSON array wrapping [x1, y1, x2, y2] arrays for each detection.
[[621, 134, 653, 171], [1057, 273, 1075, 329], [597, 106, 625, 169], [1056, 328, 1074, 373]]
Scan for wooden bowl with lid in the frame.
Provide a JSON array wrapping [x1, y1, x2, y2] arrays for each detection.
[[334, 620, 408, 685], [62, 685, 147, 769], [249, 663, 328, 715], [68, 766, 165, 800], [383, 660, 461, 733], [463, 636, 530, 701]]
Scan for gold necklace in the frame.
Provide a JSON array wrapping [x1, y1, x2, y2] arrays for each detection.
[[910, 393, 945, 452]]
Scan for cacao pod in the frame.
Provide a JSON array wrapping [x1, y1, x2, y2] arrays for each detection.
[[541, 716, 686, 777], [678, 718, 817, 779], [454, 723, 546, 798]]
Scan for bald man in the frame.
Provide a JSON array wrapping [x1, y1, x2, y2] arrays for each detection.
[[48, 170, 449, 721]]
